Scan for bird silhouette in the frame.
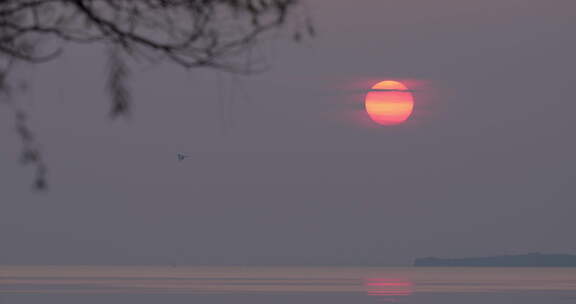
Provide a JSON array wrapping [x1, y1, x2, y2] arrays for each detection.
[[177, 153, 188, 161]]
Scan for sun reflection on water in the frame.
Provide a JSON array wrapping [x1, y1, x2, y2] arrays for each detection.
[[364, 277, 413, 302]]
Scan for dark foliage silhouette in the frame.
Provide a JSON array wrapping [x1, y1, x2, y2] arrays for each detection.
[[0, 0, 313, 190]]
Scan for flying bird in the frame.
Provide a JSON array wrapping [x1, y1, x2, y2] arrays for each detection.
[[177, 153, 188, 161]]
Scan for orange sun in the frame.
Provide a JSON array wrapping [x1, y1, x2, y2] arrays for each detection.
[[365, 80, 414, 125]]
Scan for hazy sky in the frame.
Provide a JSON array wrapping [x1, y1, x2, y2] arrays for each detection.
[[1, 0, 576, 265]]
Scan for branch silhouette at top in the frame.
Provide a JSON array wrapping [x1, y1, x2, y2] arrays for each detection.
[[0, 0, 313, 190]]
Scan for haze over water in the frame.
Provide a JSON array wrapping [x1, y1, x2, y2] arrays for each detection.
[[3, 1, 576, 304], [1, 266, 576, 304]]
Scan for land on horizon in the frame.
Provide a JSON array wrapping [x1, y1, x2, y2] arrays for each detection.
[[414, 253, 576, 267]]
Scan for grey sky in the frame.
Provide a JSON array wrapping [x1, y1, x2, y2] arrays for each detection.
[[1, 0, 576, 265]]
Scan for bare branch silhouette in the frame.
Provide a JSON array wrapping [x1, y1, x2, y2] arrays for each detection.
[[0, 0, 313, 190]]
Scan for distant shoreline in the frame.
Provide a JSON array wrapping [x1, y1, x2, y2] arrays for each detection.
[[414, 253, 576, 267]]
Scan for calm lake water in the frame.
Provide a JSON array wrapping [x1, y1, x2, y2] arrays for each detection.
[[1, 266, 576, 304]]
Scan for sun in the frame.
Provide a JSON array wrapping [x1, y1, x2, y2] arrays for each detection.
[[365, 80, 414, 125]]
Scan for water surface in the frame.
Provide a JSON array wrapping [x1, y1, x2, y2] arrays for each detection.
[[1, 266, 575, 303]]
